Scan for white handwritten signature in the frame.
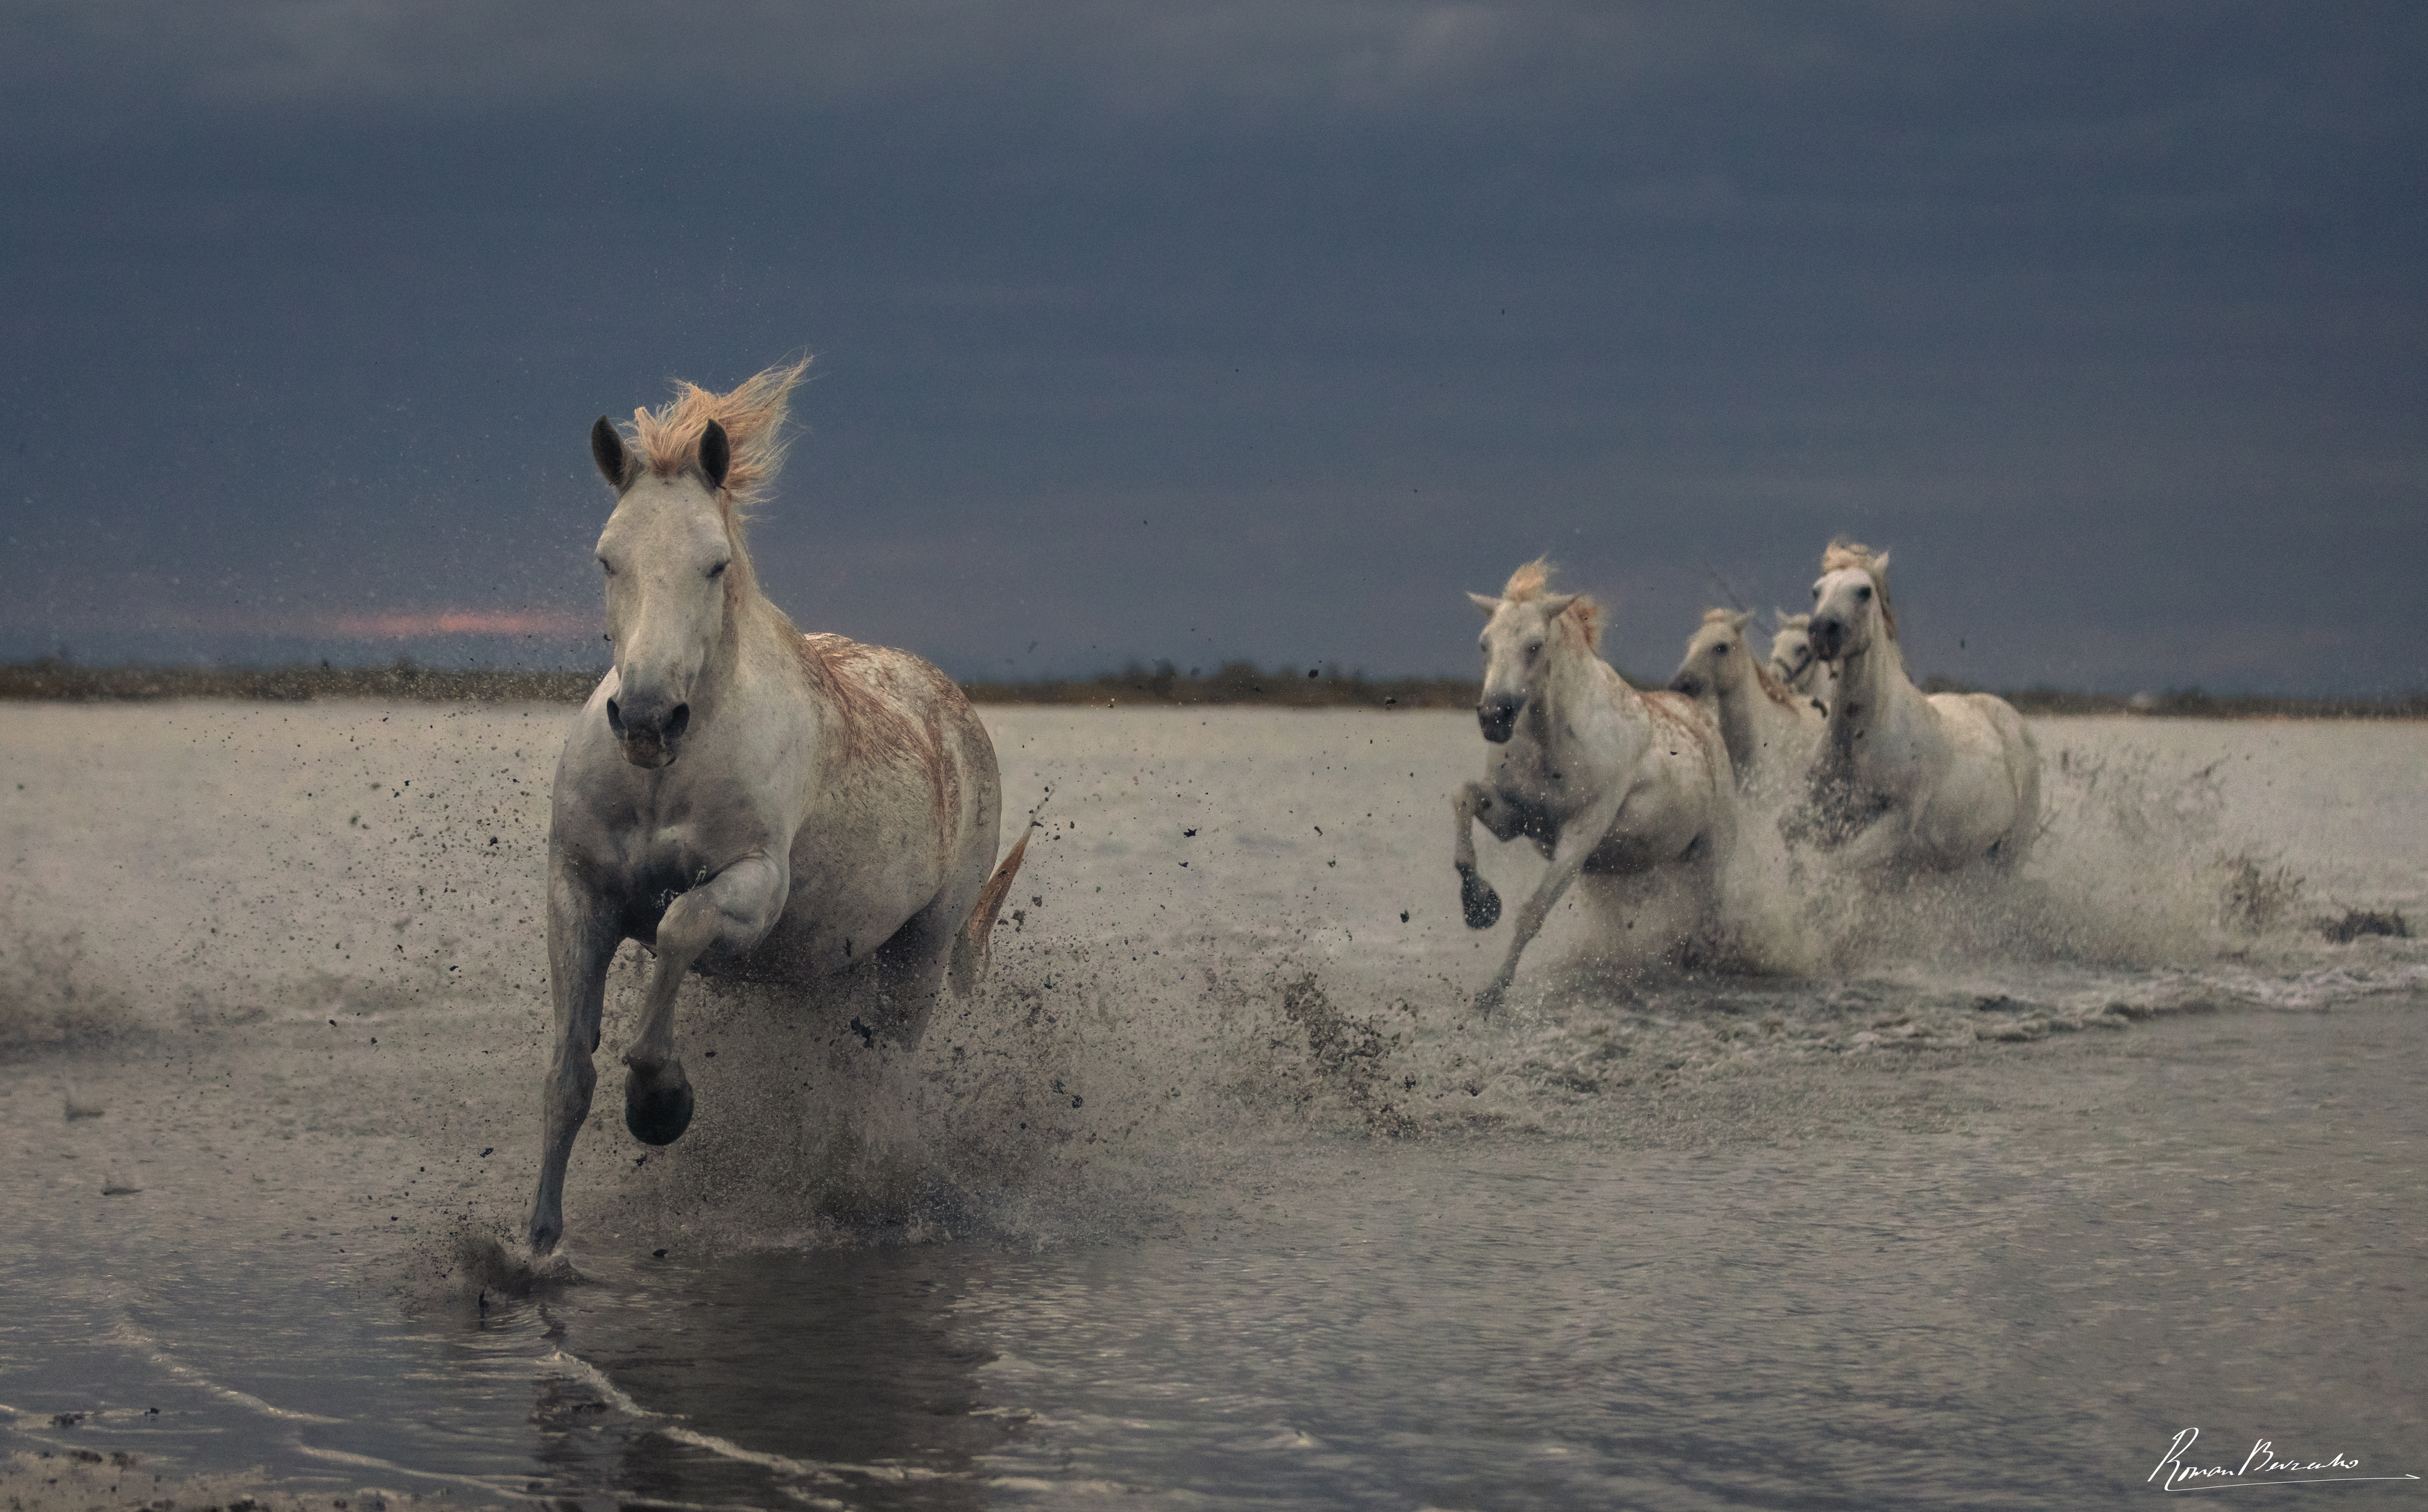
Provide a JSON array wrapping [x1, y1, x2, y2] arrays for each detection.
[[2151, 1427, 2420, 1492]]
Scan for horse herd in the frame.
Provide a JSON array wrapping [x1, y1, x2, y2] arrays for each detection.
[[1458, 542, 2040, 1013], [526, 362, 2040, 1257]]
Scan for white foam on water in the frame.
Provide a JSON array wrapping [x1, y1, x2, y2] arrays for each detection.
[[98, 1315, 348, 1427], [542, 1346, 968, 1504]]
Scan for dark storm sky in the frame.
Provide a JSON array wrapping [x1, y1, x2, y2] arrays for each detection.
[[3, 3, 2422, 692]]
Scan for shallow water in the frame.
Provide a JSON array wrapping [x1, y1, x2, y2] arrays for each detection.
[[2, 705, 2422, 1507]]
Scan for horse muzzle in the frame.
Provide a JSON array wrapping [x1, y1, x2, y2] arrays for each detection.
[[606, 696, 690, 769], [1476, 701, 1519, 744], [1807, 617, 1849, 662], [1667, 672, 1704, 699]]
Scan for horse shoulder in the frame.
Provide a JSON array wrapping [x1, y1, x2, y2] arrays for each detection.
[[1634, 690, 1734, 807]]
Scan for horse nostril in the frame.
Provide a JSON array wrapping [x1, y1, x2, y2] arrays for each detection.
[[665, 704, 690, 739], [606, 698, 625, 736]]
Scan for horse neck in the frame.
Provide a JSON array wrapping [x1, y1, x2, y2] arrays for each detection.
[[1530, 637, 1636, 749], [700, 582, 787, 707], [1715, 667, 1774, 750], [1825, 630, 1916, 741]]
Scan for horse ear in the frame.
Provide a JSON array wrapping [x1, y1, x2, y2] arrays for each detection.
[[590, 416, 632, 489], [1539, 592, 1579, 620], [1872, 550, 1891, 576], [1467, 592, 1502, 617], [699, 419, 732, 491], [1727, 610, 1752, 632]]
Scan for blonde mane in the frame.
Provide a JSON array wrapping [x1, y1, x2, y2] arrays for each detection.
[[1501, 557, 1602, 651], [1820, 538, 1897, 640], [619, 358, 811, 608]]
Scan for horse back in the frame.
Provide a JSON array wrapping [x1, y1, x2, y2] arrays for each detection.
[[789, 633, 998, 862]]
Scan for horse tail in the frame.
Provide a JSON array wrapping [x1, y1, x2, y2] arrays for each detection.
[[950, 822, 1033, 996]]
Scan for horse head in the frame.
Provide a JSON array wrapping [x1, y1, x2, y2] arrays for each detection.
[[1807, 545, 1894, 664], [590, 415, 737, 769], [1667, 608, 1752, 701], [1768, 610, 1816, 685], [1468, 587, 1581, 744]]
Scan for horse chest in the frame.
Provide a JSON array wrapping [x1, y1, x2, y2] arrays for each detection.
[[579, 796, 774, 940]]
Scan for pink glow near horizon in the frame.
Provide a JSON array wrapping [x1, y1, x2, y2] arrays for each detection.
[[326, 609, 595, 639], [6, 603, 599, 640]]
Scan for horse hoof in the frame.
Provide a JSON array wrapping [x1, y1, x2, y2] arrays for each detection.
[[624, 1069, 694, 1146], [1459, 868, 1502, 929], [626, 1083, 693, 1145]]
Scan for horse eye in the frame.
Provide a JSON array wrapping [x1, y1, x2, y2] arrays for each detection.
[[1525, 641, 1543, 657], [597, 559, 615, 576], [1856, 585, 1872, 601], [708, 561, 729, 579], [1715, 643, 1730, 654]]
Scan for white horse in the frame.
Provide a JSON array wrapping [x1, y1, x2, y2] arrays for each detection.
[[1452, 561, 1736, 1013], [1766, 610, 1836, 713], [1666, 608, 1822, 798], [1799, 541, 2040, 872], [529, 361, 1025, 1257]]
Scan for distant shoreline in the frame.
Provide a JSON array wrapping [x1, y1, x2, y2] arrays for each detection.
[[1, 658, 2421, 720]]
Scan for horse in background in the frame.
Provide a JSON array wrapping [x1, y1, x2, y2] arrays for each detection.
[[529, 359, 1026, 1258], [1666, 608, 1823, 800], [1801, 541, 2040, 873], [1767, 610, 1836, 714], [1453, 560, 1736, 1013]]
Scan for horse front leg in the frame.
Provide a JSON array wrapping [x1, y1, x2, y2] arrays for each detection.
[[1474, 791, 1625, 1016], [530, 868, 619, 1257], [622, 855, 787, 1146], [1452, 781, 1524, 929]]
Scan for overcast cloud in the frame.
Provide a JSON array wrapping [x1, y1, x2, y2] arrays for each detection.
[[3, 1, 2422, 691]]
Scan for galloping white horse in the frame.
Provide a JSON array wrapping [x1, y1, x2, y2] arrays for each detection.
[[529, 361, 1025, 1257], [1666, 608, 1822, 798], [1801, 541, 2040, 872], [1453, 561, 1735, 1013], [1766, 610, 1836, 713]]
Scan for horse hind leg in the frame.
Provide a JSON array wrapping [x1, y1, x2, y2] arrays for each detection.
[[868, 893, 961, 1049], [1988, 714, 2044, 873]]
